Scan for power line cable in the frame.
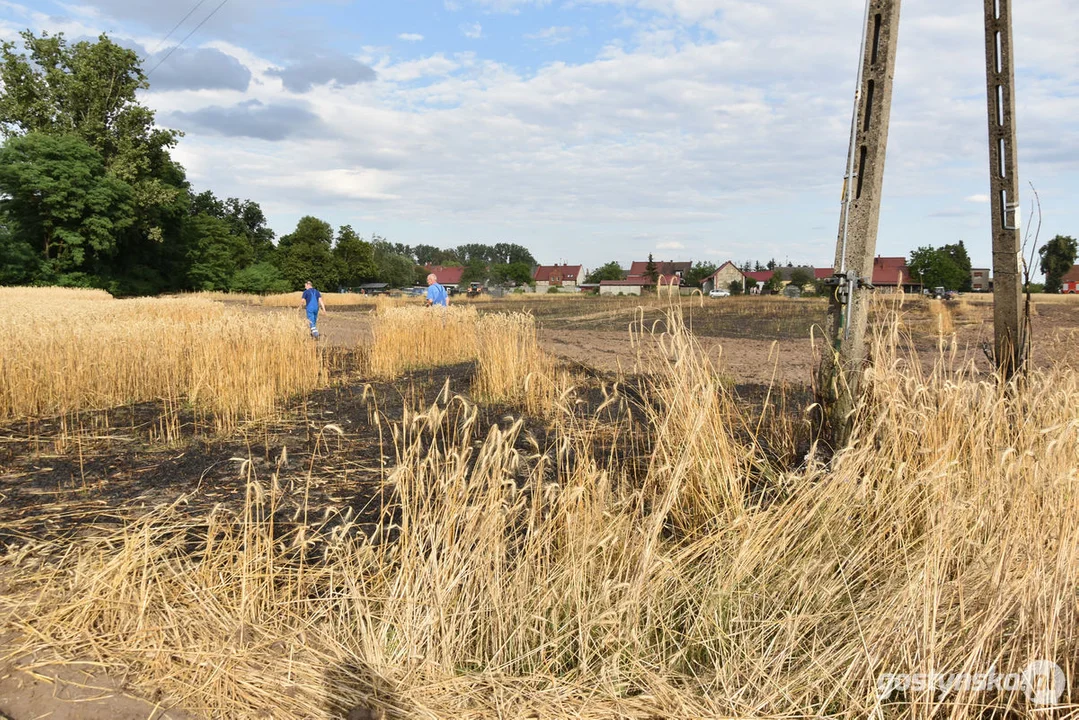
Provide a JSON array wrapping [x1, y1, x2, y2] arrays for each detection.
[[146, 0, 230, 78], [147, 0, 211, 57]]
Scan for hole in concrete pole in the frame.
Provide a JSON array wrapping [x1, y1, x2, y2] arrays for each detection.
[[997, 85, 1005, 126], [999, 138, 1007, 178], [1001, 190, 1008, 229], [995, 0, 1001, 20], [863, 80, 875, 132], [871, 13, 882, 65], [996, 31, 1003, 73], [856, 146, 867, 199]]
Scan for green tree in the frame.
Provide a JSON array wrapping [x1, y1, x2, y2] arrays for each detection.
[[787, 268, 813, 290], [490, 262, 532, 285], [184, 213, 251, 291], [908, 245, 967, 291], [0, 32, 184, 238], [1039, 235, 1077, 293], [0, 132, 135, 283], [275, 216, 339, 290], [413, 243, 440, 265], [333, 225, 377, 288], [763, 271, 784, 294], [727, 280, 743, 296], [645, 253, 659, 283], [940, 241, 973, 291], [372, 239, 416, 288], [224, 197, 275, 262], [684, 261, 718, 287], [460, 258, 489, 288], [585, 261, 625, 283], [0, 214, 39, 284], [229, 261, 290, 294]]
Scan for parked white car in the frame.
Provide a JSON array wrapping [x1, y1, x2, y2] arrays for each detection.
[[709, 288, 731, 298]]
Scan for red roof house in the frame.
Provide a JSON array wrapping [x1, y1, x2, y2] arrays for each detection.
[[533, 264, 583, 287], [627, 260, 692, 281], [1061, 265, 1079, 293], [871, 256, 915, 289], [424, 265, 465, 286]]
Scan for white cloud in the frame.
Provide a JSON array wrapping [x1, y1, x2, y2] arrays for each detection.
[[657, 241, 685, 250], [525, 26, 575, 45], [460, 22, 482, 39], [398, 32, 424, 42], [965, 194, 990, 203]]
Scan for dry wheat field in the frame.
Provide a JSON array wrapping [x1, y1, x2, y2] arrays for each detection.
[[0, 287, 1077, 720]]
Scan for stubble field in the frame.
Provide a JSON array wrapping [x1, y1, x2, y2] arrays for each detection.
[[1, 287, 1078, 720]]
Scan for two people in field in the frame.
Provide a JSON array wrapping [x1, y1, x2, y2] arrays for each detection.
[[301, 281, 327, 338], [302, 274, 444, 339]]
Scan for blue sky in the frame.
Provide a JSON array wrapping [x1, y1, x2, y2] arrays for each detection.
[[2, 0, 1077, 272]]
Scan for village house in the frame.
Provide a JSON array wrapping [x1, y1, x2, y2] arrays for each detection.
[[1062, 265, 1079, 293], [701, 261, 747, 294], [971, 268, 991, 291], [424, 265, 465, 288], [599, 260, 691, 295], [533, 263, 583, 292], [742, 265, 819, 294]]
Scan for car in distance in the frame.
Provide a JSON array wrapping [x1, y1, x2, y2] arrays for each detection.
[[709, 288, 731, 298]]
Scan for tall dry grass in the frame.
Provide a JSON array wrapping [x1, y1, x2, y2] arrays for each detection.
[[366, 305, 482, 378], [0, 287, 323, 429], [472, 311, 568, 415], [1, 299, 1076, 718]]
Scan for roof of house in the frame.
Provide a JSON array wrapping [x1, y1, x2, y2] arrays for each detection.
[[627, 260, 692, 277], [425, 265, 465, 285], [600, 272, 684, 286], [814, 268, 835, 280], [1062, 265, 1079, 283], [743, 266, 819, 283], [533, 264, 583, 282], [871, 256, 913, 286]]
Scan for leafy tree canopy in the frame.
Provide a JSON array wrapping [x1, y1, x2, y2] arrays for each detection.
[[908, 244, 970, 292], [585, 261, 625, 284], [275, 216, 339, 290], [230, 261, 290, 294], [684, 261, 718, 287], [184, 213, 252, 291], [787, 268, 814, 289], [372, 239, 417, 288], [0, 32, 185, 237], [490, 262, 532, 285], [1039, 235, 1077, 293], [334, 225, 377, 288], [0, 132, 135, 283]]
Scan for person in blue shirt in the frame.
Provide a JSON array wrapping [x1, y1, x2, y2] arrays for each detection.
[[425, 273, 448, 307], [301, 281, 327, 337]]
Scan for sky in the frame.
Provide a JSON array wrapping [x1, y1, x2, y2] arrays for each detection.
[[2, 0, 1077, 272]]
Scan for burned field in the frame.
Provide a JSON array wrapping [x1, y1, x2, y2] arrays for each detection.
[[0, 356, 815, 558], [2, 289, 1078, 719]]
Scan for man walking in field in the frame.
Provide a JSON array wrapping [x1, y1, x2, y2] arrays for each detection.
[[301, 281, 327, 338], [425, 273, 448, 308]]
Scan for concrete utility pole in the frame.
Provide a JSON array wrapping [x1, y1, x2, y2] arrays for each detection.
[[983, 0, 1025, 378], [818, 0, 902, 447]]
